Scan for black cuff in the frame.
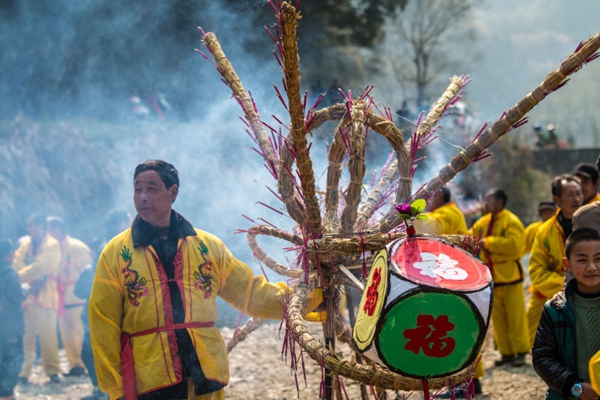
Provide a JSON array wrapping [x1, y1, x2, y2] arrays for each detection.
[[562, 375, 583, 397]]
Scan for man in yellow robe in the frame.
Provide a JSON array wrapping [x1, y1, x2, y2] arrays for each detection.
[[469, 189, 529, 367], [47, 216, 92, 378], [528, 175, 583, 348], [13, 214, 62, 384], [90, 160, 313, 400], [524, 201, 556, 255]]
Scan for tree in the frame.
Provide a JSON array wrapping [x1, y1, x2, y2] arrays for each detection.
[[386, 0, 477, 108]]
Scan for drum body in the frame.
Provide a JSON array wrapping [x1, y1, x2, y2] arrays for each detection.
[[352, 236, 493, 379]]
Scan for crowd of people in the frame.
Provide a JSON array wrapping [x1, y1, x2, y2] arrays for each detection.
[[1, 156, 600, 400], [0, 210, 134, 400]]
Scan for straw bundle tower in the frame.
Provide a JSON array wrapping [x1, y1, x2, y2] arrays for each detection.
[[198, 1, 600, 397]]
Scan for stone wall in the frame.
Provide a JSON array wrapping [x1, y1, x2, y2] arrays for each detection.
[[532, 148, 600, 176]]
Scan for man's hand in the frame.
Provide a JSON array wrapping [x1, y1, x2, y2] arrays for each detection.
[[579, 382, 599, 400]]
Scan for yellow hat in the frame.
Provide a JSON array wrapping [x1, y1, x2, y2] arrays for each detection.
[[590, 349, 600, 394]]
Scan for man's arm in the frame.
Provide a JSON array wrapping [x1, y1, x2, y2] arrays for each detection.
[[89, 247, 125, 400], [16, 239, 61, 284], [481, 216, 525, 258], [529, 233, 564, 298], [71, 240, 93, 274]]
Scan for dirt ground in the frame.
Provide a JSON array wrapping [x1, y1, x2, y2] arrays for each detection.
[[14, 321, 548, 400]]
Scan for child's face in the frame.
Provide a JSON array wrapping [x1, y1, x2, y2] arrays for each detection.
[[563, 240, 600, 295]]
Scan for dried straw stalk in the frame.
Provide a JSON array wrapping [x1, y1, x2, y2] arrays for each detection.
[[340, 102, 367, 237], [323, 120, 348, 233], [368, 76, 466, 233], [280, 2, 322, 238], [409, 32, 600, 206], [247, 227, 304, 279], [226, 317, 266, 353], [202, 33, 278, 170]]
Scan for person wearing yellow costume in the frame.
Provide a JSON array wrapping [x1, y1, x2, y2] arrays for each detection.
[[90, 160, 320, 400], [469, 189, 529, 367], [528, 175, 583, 350], [414, 186, 467, 236], [13, 214, 63, 384], [417, 186, 485, 397], [47, 216, 93, 378], [524, 201, 556, 255], [574, 162, 600, 205]]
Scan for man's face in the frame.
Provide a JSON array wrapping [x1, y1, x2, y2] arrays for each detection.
[[47, 225, 62, 241], [134, 170, 178, 227], [484, 191, 502, 215], [426, 191, 444, 212], [575, 174, 599, 203], [26, 219, 45, 240], [564, 240, 600, 295], [554, 180, 583, 218], [538, 208, 555, 222]]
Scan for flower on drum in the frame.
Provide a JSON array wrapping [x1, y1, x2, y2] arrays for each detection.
[[413, 252, 468, 281], [394, 202, 412, 216], [394, 199, 427, 236]]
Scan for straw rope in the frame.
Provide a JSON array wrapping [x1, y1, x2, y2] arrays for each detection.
[[202, 33, 278, 170], [354, 112, 410, 231], [370, 76, 466, 233], [412, 32, 600, 202], [340, 102, 368, 237], [281, 3, 322, 238], [286, 285, 476, 391], [246, 226, 304, 279], [323, 120, 348, 233], [227, 317, 266, 353]]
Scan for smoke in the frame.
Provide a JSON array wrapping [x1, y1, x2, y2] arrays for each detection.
[[2, 0, 600, 330]]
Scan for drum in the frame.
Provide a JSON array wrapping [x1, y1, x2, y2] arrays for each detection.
[[352, 235, 493, 379]]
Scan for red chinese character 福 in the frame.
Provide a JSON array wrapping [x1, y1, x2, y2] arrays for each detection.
[[403, 314, 456, 357], [363, 267, 382, 316]]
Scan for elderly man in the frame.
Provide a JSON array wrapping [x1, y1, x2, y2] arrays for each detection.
[[527, 175, 583, 349], [573, 162, 600, 205], [573, 156, 600, 231], [89, 160, 312, 400]]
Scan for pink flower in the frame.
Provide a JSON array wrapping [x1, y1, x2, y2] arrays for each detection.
[[395, 203, 412, 215]]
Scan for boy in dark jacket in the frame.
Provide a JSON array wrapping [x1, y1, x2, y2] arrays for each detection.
[[0, 238, 26, 400], [533, 227, 600, 400]]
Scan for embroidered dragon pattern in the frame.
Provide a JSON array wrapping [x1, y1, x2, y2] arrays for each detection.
[[120, 246, 148, 306], [193, 241, 214, 299]]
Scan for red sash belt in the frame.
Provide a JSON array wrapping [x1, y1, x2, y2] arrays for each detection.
[[120, 321, 215, 400]]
